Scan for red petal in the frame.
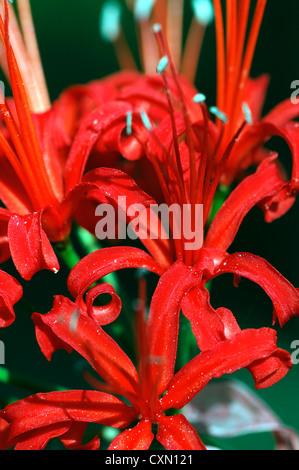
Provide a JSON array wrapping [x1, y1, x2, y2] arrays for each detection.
[[212, 252, 299, 326], [64, 102, 135, 192], [161, 328, 287, 410], [1, 390, 135, 449], [109, 420, 154, 450], [242, 75, 270, 124], [205, 157, 285, 252], [156, 415, 206, 450], [263, 100, 299, 128], [0, 269, 23, 327], [184, 287, 292, 388], [0, 155, 33, 215], [67, 246, 164, 299], [13, 422, 71, 450], [0, 416, 9, 450], [7, 212, 59, 280], [32, 296, 140, 399], [83, 283, 122, 326]]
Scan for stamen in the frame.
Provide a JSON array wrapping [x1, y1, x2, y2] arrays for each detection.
[[134, 0, 155, 21], [139, 110, 152, 131], [156, 55, 169, 74], [193, 93, 206, 103], [99, 1, 122, 43], [209, 106, 229, 123], [135, 2, 158, 74], [242, 102, 253, 125], [152, 23, 161, 33]]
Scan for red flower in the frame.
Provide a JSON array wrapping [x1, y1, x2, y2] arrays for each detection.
[[64, 0, 299, 220], [0, 261, 291, 450], [0, 2, 101, 280]]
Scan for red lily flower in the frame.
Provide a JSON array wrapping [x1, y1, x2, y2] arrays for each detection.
[[65, 57, 299, 354], [0, 2, 102, 280], [0, 261, 291, 450], [68, 0, 299, 221]]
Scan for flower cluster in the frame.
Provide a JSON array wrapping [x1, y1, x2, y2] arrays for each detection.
[[0, 0, 298, 450]]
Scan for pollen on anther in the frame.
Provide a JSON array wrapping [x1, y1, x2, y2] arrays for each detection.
[[126, 111, 133, 136]]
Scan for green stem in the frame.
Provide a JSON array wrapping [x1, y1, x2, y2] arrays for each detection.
[[0, 366, 66, 394]]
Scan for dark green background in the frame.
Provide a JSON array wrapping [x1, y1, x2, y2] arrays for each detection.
[[0, 0, 299, 450]]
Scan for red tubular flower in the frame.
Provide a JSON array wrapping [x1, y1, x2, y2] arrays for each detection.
[[0, 261, 291, 450]]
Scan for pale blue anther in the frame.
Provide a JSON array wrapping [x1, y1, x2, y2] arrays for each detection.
[[157, 56, 169, 75], [209, 106, 229, 123], [134, 0, 155, 21], [242, 102, 253, 125], [193, 93, 207, 103], [140, 111, 152, 131], [192, 0, 214, 25], [126, 111, 133, 136], [99, 1, 122, 43]]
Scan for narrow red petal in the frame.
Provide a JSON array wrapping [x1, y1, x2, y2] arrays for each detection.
[[145, 260, 202, 397], [212, 252, 299, 326], [205, 156, 285, 252]]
